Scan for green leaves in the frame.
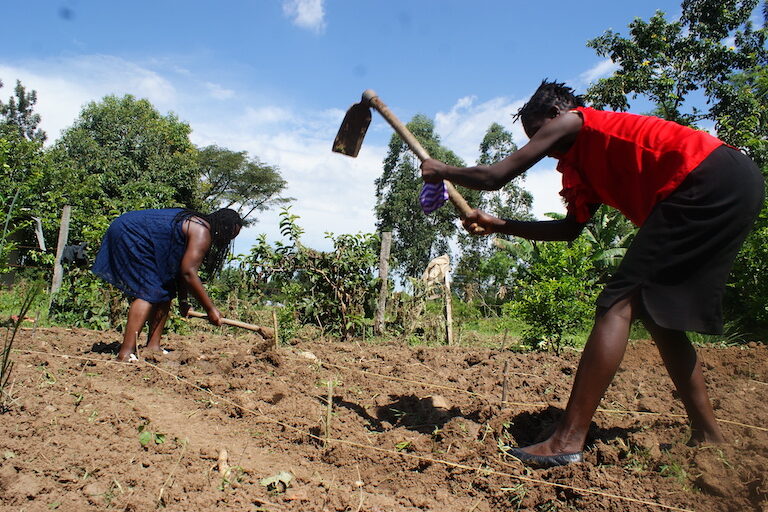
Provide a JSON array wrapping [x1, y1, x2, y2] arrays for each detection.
[[586, 1, 767, 140], [44, 95, 199, 250], [197, 145, 291, 225], [240, 209, 379, 339], [504, 238, 599, 353], [374, 115, 473, 279], [454, 122, 533, 308], [137, 422, 166, 448]]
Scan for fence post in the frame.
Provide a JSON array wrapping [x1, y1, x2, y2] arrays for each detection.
[[444, 272, 453, 345], [50, 205, 72, 296], [374, 231, 392, 335], [33, 217, 46, 251]]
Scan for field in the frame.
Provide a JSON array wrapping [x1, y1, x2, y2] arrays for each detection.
[[1, 326, 767, 511]]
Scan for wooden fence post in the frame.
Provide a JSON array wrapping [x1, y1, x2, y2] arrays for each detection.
[[50, 205, 72, 296], [444, 272, 453, 345], [374, 231, 392, 335], [33, 217, 46, 251]]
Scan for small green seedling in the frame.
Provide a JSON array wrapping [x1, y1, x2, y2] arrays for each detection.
[[219, 466, 245, 491], [70, 392, 84, 407], [500, 483, 528, 511], [395, 440, 412, 452], [137, 422, 166, 447]]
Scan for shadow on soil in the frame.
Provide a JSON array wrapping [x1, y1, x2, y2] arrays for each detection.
[[327, 393, 460, 434], [90, 340, 121, 355], [502, 405, 642, 447]]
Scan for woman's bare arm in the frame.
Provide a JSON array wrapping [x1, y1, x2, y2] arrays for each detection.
[[179, 219, 223, 326], [421, 111, 582, 190], [463, 208, 589, 241]]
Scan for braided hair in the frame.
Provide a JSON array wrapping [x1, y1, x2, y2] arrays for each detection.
[[174, 208, 243, 275], [514, 79, 585, 125]]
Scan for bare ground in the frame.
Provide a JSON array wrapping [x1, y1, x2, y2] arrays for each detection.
[[1, 326, 767, 511]]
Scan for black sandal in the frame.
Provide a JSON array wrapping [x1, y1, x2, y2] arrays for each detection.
[[507, 447, 583, 468]]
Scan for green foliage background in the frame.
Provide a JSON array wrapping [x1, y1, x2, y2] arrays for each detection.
[[0, 0, 766, 347]]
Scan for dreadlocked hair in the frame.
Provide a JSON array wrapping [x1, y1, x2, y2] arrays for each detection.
[[174, 208, 243, 276], [514, 79, 585, 124]]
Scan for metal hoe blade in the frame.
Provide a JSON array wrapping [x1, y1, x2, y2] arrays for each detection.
[[332, 101, 372, 157]]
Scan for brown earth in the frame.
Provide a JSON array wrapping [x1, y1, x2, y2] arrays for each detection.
[[1, 326, 767, 512]]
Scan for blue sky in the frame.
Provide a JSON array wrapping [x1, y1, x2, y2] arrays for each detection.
[[0, 0, 687, 254]]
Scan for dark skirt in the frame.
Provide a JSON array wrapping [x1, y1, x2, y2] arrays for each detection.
[[597, 146, 765, 334]]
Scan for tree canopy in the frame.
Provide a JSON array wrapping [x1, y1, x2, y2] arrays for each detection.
[[0, 79, 46, 143], [197, 145, 292, 225], [53, 95, 200, 212], [374, 114, 479, 279], [586, 0, 767, 164]]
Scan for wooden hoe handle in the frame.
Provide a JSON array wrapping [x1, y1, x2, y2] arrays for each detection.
[[186, 310, 274, 339], [363, 89, 474, 219]]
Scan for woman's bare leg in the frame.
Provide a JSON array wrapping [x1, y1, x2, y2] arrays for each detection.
[[146, 301, 171, 352], [643, 320, 725, 444], [118, 299, 153, 361], [520, 295, 636, 456]]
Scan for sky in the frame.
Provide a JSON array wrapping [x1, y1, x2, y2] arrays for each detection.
[[0, 0, 687, 254]]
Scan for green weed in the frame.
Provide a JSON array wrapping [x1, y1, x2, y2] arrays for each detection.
[[1, 282, 41, 410], [137, 421, 166, 447], [500, 483, 528, 511], [395, 440, 412, 452], [659, 461, 690, 487]]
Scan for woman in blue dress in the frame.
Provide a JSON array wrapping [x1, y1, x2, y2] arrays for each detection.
[[92, 208, 243, 361]]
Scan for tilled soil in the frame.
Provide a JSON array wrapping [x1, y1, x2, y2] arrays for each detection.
[[1, 326, 766, 511]]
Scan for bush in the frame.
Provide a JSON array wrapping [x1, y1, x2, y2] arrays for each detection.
[[240, 209, 379, 340], [49, 267, 121, 330], [504, 238, 599, 353]]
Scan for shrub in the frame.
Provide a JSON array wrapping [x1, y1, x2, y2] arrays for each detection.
[[504, 238, 599, 353]]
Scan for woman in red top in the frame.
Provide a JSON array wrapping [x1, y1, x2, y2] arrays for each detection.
[[421, 80, 764, 468]]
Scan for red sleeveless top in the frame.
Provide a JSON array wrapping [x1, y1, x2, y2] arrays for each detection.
[[556, 107, 724, 226]]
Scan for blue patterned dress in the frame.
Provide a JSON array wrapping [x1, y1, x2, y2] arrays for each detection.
[[92, 209, 188, 303]]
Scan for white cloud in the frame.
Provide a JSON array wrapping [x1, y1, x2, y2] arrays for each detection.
[[435, 95, 527, 164], [0, 54, 382, 253], [1, 53, 571, 256], [0, 56, 178, 140], [432, 94, 565, 220], [524, 165, 567, 219], [204, 82, 235, 100], [282, 0, 326, 34], [579, 58, 619, 85], [240, 105, 294, 126], [192, 106, 385, 254]]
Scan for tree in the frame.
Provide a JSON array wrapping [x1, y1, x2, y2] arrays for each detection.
[[374, 115, 479, 279], [586, 0, 767, 157], [504, 236, 599, 353], [0, 80, 51, 273], [0, 79, 46, 143], [197, 145, 291, 225], [476, 122, 533, 221], [585, 0, 768, 336], [453, 122, 533, 309], [241, 209, 379, 339], [49, 94, 201, 246], [581, 205, 636, 284]]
